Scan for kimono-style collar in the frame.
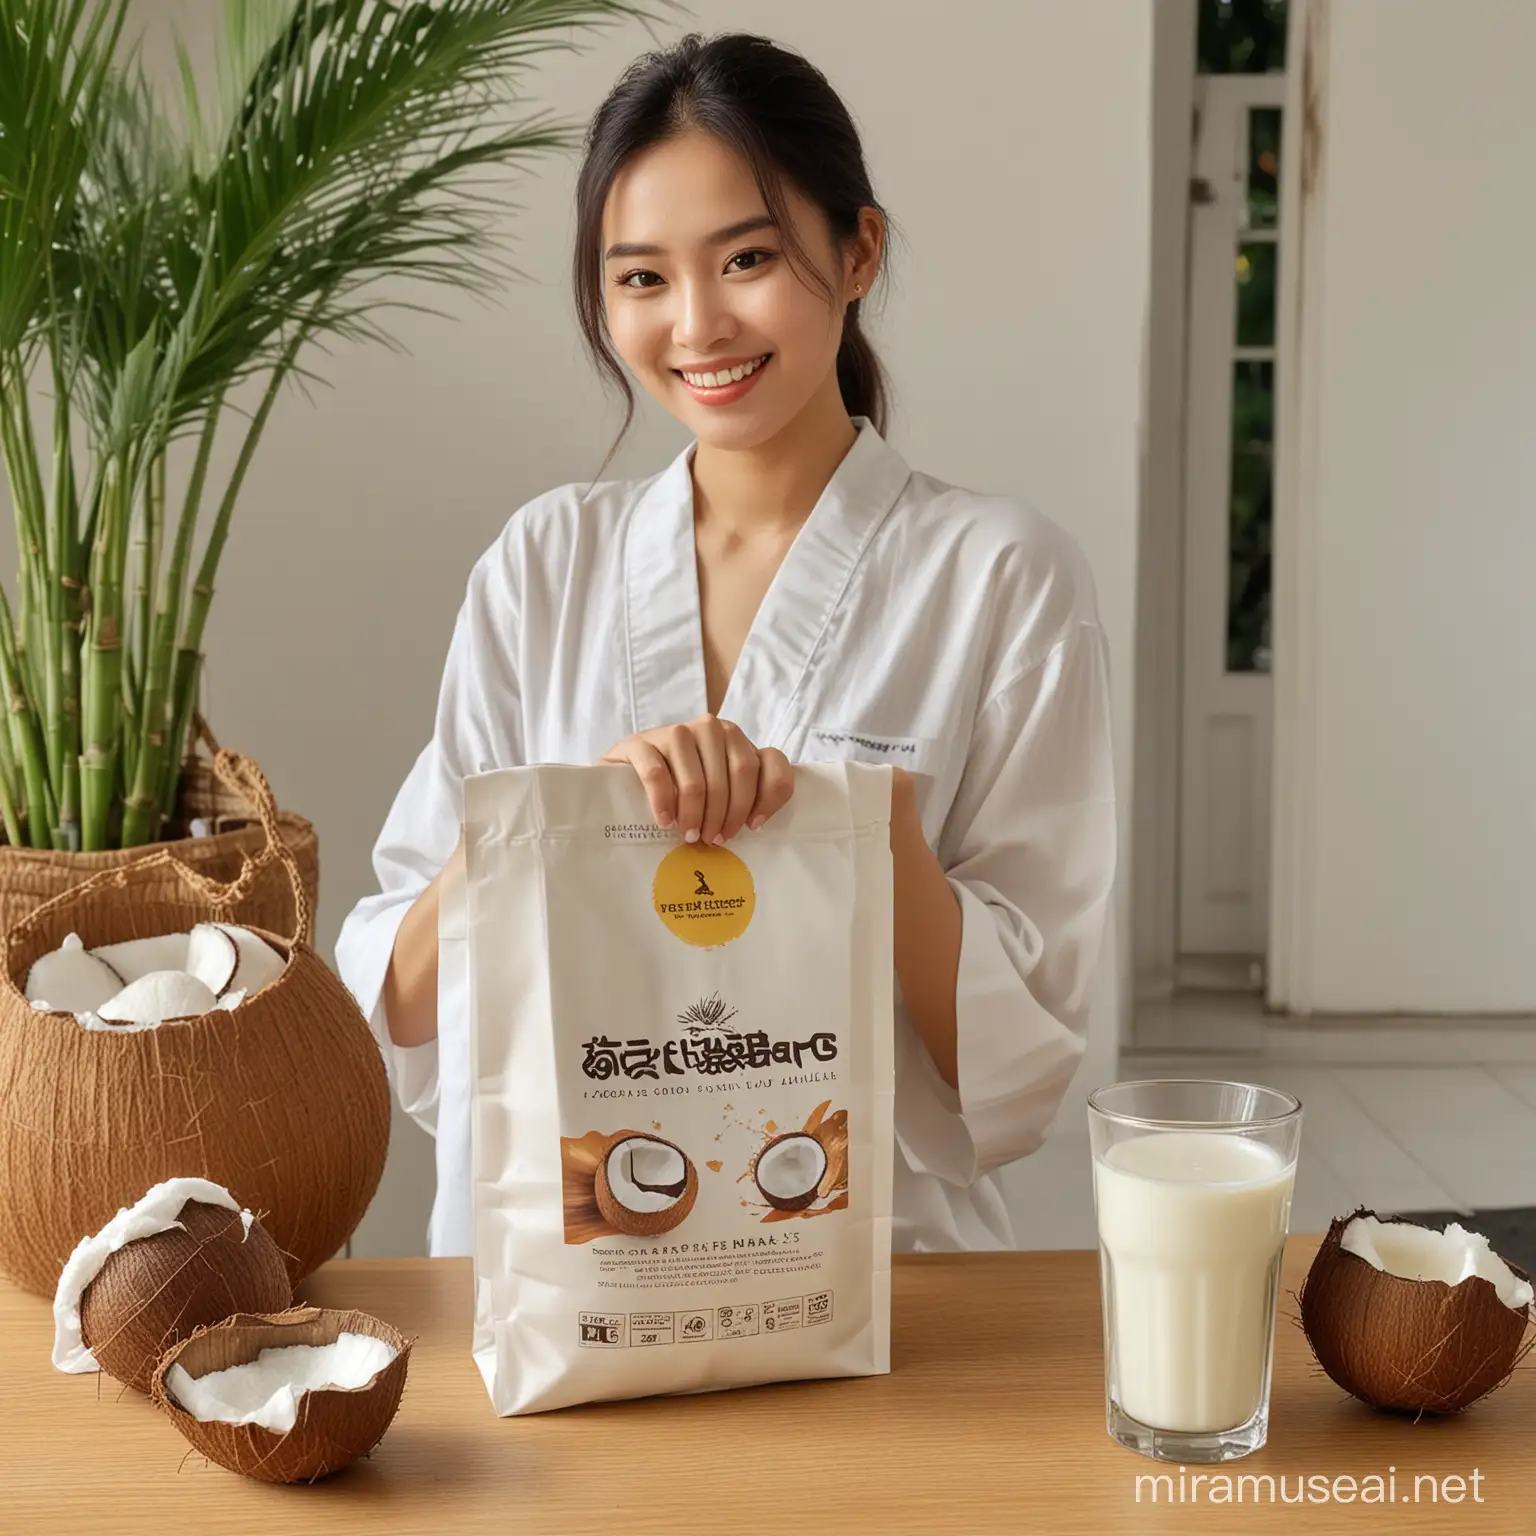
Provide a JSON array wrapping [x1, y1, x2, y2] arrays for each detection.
[[622, 414, 912, 748]]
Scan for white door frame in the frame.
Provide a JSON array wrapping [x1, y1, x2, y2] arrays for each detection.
[[1267, 0, 1330, 1013], [1130, 0, 1198, 1008], [1178, 71, 1283, 963], [1132, 1, 1311, 1029]]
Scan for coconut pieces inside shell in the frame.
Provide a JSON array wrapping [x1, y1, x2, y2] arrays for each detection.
[[151, 1306, 412, 1484], [97, 970, 221, 1026], [594, 1131, 699, 1236], [24, 933, 123, 1014], [1299, 1206, 1536, 1416], [24, 923, 286, 1028], [53, 1177, 292, 1394]]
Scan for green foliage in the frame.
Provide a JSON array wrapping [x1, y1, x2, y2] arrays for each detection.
[[1198, 0, 1287, 75], [0, 0, 672, 850]]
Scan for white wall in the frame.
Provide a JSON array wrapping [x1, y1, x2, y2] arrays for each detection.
[[1272, 0, 1536, 1015], [10, 1, 1152, 1252]]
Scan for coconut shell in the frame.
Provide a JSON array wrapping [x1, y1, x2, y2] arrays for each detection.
[[1299, 1206, 1536, 1415], [0, 749, 390, 1298], [594, 1130, 698, 1236], [151, 1306, 412, 1483], [80, 1201, 293, 1393]]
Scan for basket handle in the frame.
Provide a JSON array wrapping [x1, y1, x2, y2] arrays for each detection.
[[3, 749, 312, 954], [191, 710, 222, 759], [198, 749, 313, 948]]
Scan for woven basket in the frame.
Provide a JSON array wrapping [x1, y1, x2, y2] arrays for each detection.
[[0, 749, 390, 1298], [0, 715, 318, 939]]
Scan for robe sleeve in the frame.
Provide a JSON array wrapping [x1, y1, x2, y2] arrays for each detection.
[[895, 620, 1117, 1185], [333, 543, 522, 1138]]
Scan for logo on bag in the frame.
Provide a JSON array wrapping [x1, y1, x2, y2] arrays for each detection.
[[652, 844, 754, 947]]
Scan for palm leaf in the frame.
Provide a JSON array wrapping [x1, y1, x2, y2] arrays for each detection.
[[3, 0, 682, 848]]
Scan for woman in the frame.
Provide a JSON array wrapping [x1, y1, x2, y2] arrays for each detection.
[[335, 31, 1117, 1259]]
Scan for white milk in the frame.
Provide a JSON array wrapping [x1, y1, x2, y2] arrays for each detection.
[[1094, 1132, 1294, 1433]]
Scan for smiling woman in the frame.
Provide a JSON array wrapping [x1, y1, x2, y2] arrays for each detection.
[[336, 30, 1119, 1267], [573, 34, 893, 477]]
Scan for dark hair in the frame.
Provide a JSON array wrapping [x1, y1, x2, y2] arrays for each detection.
[[572, 31, 898, 482]]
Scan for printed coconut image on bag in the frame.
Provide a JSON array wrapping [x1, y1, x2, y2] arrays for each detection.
[[464, 761, 894, 1415]]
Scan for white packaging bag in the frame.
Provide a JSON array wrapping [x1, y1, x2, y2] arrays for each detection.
[[463, 761, 894, 1415]]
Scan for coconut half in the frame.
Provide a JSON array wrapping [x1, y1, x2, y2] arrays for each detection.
[[594, 1131, 698, 1236], [151, 1306, 412, 1483], [25, 934, 124, 1014], [1299, 1206, 1536, 1415], [97, 970, 220, 1026], [753, 1132, 829, 1212], [53, 1178, 292, 1393], [214, 922, 287, 998], [185, 923, 239, 996]]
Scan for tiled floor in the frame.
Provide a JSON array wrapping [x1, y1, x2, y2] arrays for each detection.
[[1001, 994, 1536, 1272]]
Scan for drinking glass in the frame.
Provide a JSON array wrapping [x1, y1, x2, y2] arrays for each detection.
[[1087, 1080, 1303, 1463]]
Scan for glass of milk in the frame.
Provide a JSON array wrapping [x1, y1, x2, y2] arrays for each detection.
[[1088, 1080, 1302, 1463]]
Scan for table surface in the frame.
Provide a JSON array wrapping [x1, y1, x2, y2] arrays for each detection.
[[5, 1234, 1533, 1534]]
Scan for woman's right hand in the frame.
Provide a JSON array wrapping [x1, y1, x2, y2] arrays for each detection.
[[600, 713, 794, 845]]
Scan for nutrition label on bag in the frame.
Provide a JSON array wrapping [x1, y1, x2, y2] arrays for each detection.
[[577, 1292, 833, 1350]]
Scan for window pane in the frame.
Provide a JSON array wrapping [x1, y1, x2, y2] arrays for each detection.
[[1227, 361, 1273, 673], [1198, 0, 1288, 74], [1235, 242, 1277, 347], [1248, 107, 1281, 229]]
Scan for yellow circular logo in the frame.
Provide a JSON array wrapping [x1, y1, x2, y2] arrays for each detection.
[[652, 843, 755, 947]]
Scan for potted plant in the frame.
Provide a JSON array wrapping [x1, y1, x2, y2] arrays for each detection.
[[0, 0, 665, 928]]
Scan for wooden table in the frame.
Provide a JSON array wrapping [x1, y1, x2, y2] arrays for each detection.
[[5, 1235, 1533, 1533]]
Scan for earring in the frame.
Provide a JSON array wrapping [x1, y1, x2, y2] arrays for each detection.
[[855, 283, 863, 293]]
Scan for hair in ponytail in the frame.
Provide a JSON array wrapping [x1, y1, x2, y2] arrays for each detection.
[[571, 31, 897, 481]]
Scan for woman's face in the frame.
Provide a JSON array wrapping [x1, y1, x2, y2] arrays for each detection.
[[601, 129, 880, 448]]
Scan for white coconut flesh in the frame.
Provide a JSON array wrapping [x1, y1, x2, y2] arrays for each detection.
[[165, 1333, 400, 1434], [1342, 1214, 1533, 1311], [185, 923, 239, 995], [52, 1177, 255, 1374], [24, 934, 124, 1014], [607, 1139, 687, 1212], [214, 922, 287, 996], [97, 970, 220, 1025], [89, 932, 191, 984], [25, 924, 281, 1028], [757, 1135, 828, 1204]]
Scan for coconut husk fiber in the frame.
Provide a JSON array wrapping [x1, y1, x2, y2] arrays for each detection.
[[81, 1200, 293, 1394], [0, 749, 389, 1298], [151, 1305, 412, 1483], [0, 715, 318, 937]]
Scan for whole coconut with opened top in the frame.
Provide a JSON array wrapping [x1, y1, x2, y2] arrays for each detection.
[[0, 751, 390, 1297], [52, 1177, 292, 1393], [1300, 1205, 1535, 1415]]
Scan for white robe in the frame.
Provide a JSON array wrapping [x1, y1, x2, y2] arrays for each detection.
[[334, 414, 1117, 1257]]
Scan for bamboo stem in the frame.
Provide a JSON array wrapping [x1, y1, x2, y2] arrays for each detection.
[[129, 399, 220, 845], [0, 364, 56, 846], [119, 454, 165, 847], [120, 451, 165, 844], [0, 587, 54, 847], [161, 347, 297, 819], [80, 455, 130, 851], [0, 711, 24, 849], [43, 360, 78, 846]]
